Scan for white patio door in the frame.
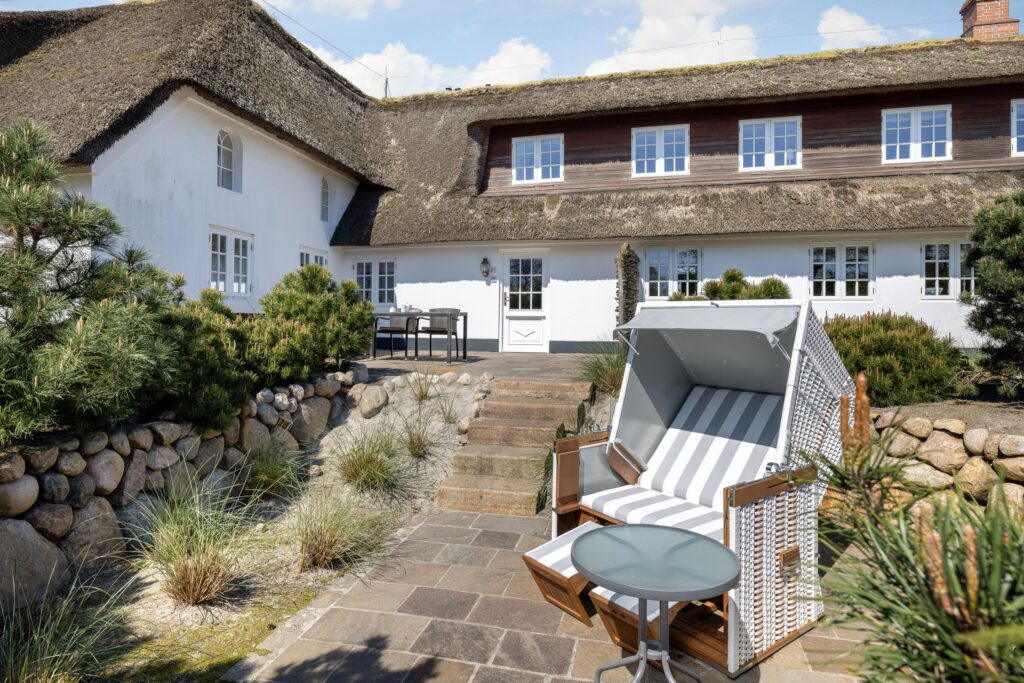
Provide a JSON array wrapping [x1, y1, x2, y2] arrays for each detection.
[[501, 252, 549, 353]]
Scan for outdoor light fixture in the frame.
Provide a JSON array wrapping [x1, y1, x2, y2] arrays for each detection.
[[480, 257, 492, 279]]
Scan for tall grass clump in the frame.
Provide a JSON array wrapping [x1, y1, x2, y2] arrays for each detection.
[[435, 385, 459, 425], [824, 312, 968, 406], [1, 574, 131, 683], [335, 423, 411, 499], [245, 441, 302, 499], [294, 492, 397, 571], [406, 370, 435, 403], [137, 485, 253, 605], [577, 344, 627, 396], [810, 380, 1024, 680], [400, 407, 440, 459]]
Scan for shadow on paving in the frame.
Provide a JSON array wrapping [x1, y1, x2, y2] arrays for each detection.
[[258, 634, 441, 682]]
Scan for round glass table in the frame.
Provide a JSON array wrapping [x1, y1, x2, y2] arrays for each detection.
[[570, 524, 741, 683]]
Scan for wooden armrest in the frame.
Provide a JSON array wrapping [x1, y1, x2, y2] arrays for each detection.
[[607, 440, 645, 485], [554, 431, 609, 513], [725, 466, 817, 507]]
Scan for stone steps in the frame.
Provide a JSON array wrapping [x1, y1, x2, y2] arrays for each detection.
[[482, 396, 580, 423], [489, 378, 591, 401], [451, 444, 548, 479], [467, 418, 559, 447], [435, 474, 541, 516]]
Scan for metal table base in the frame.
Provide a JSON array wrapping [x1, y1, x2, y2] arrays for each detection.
[[594, 598, 699, 683]]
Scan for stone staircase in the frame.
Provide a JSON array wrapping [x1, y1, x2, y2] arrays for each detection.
[[436, 378, 591, 516]]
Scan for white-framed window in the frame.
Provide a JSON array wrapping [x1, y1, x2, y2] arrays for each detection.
[[377, 260, 395, 305], [1012, 100, 1024, 157], [882, 105, 952, 163], [210, 228, 252, 296], [959, 242, 975, 296], [632, 125, 690, 177], [512, 134, 563, 183], [739, 116, 802, 171], [645, 246, 701, 298], [354, 261, 373, 301], [810, 246, 838, 298], [810, 244, 874, 299], [922, 241, 953, 298], [217, 130, 239, 191], [320, 178, 329, 222], [300, 249, 327, 268]]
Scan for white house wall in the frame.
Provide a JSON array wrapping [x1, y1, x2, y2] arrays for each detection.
[[340, 229, 979, 352], [79, 87, 358, 311]]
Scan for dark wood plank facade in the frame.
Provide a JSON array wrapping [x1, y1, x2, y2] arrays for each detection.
[[481, 84, 1024, 195]]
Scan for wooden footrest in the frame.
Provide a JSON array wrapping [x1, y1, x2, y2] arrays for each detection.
[[521, 521, 603, 626]]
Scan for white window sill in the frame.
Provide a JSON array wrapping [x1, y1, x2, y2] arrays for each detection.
[[882, 157, 952, 165], [738, 164, 803, 173], [632, 171, 691, 179], [512, 177, 564, 186]]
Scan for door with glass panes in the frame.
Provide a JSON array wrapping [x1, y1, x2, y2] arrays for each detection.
[[501, 252, 548, 352]]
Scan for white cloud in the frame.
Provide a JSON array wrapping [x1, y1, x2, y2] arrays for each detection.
[[817, 5, 892, 50], [272, 0, 400, 21], [584, 0, 758, 77], [310, 38, 551, 97]]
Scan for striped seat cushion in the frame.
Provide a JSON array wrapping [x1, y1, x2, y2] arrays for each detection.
[[591, 585, 677, 622], [579, 485, 723, 542], [637, 385, 784, 511], [523, 521, 602, 578]]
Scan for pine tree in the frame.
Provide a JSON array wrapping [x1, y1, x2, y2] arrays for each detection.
[[963, 190, 1024, 395], [0, 120, 175, 442]]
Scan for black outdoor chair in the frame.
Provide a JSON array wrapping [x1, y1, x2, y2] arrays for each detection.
[[373, 310, 421, 359], [421, 308, 460, 360]]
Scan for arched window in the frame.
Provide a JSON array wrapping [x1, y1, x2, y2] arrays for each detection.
[[217, 130, 235, 190], [320, 177, 329, 221]]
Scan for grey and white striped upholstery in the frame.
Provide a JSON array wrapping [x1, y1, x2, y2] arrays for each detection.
[[524, 521, 602, 578], [591, 585, 678, 622], [580, 485, 723, 541], [637, 385, 784, 511]]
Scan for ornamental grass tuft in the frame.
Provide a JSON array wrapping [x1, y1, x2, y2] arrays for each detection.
[[334, 422, 415, 501], [576, 344, 627, 396], [245, 441, 302, 499], [294, 492, 396, 572]]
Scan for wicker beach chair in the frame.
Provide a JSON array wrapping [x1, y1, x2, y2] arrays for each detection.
[[529, 300, 853, 677]]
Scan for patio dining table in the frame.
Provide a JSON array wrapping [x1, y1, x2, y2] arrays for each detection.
[[372, 310, 468, 364], [571, 524, 741, 682]]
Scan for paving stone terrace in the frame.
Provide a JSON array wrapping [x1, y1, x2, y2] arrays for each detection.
[[229, 510, 866, 683]]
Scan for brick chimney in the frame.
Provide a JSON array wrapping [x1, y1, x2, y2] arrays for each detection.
[[961, 0, 1020, 40]]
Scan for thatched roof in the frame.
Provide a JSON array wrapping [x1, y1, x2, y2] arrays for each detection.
[[4, 1, 1024, 245], [336, 37, 1024, 245], [0, 0, 382, 184]]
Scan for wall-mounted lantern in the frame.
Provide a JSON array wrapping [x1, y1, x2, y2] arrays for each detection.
[[480, 257, 492, 279]]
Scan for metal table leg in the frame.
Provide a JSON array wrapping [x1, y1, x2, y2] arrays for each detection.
[[592, 599, 700, 683]]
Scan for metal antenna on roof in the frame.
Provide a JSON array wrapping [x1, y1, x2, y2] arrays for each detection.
[[384, 66, 390, 98]]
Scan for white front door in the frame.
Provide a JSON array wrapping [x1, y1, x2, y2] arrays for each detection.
[[502, 252, 548, 353]]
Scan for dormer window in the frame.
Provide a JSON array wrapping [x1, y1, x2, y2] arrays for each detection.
[[512, 134, 563, 183], [217, 130, 241, 191], [320, 178, 329, 221], [632, 125, 690, 177], [739, 117, 802, 171], [882, 106, 952, 163]]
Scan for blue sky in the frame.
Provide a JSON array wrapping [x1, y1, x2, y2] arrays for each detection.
[[2, 0, 996, 96]]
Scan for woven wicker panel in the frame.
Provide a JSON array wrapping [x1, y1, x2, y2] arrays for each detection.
[[728, 481, 820, 673], [788, 309, 854, 503]]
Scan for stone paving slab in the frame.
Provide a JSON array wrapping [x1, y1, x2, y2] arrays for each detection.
[[233, 509, 863, 683]]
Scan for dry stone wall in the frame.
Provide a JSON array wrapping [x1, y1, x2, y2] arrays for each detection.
[[0, 363, 370, 610], [874, 410, 1024, 511]]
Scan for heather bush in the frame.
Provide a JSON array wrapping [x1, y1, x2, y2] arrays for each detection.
[[825, 312, 966, 406], [963, 190, 1024, 396]]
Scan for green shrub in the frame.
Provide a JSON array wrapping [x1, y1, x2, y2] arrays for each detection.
[[164, 290, 254, 429], [825, 313, 966, 406], [1, 574, 132, 683], [964, 190, 1024, 396], [294, 492, 396, 571], [259, 265, 374, 368], [576, 344, 627, 396], [236, 315, 322, 389], [700, 268, 792, 300], [136, 483, 252, 606]]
